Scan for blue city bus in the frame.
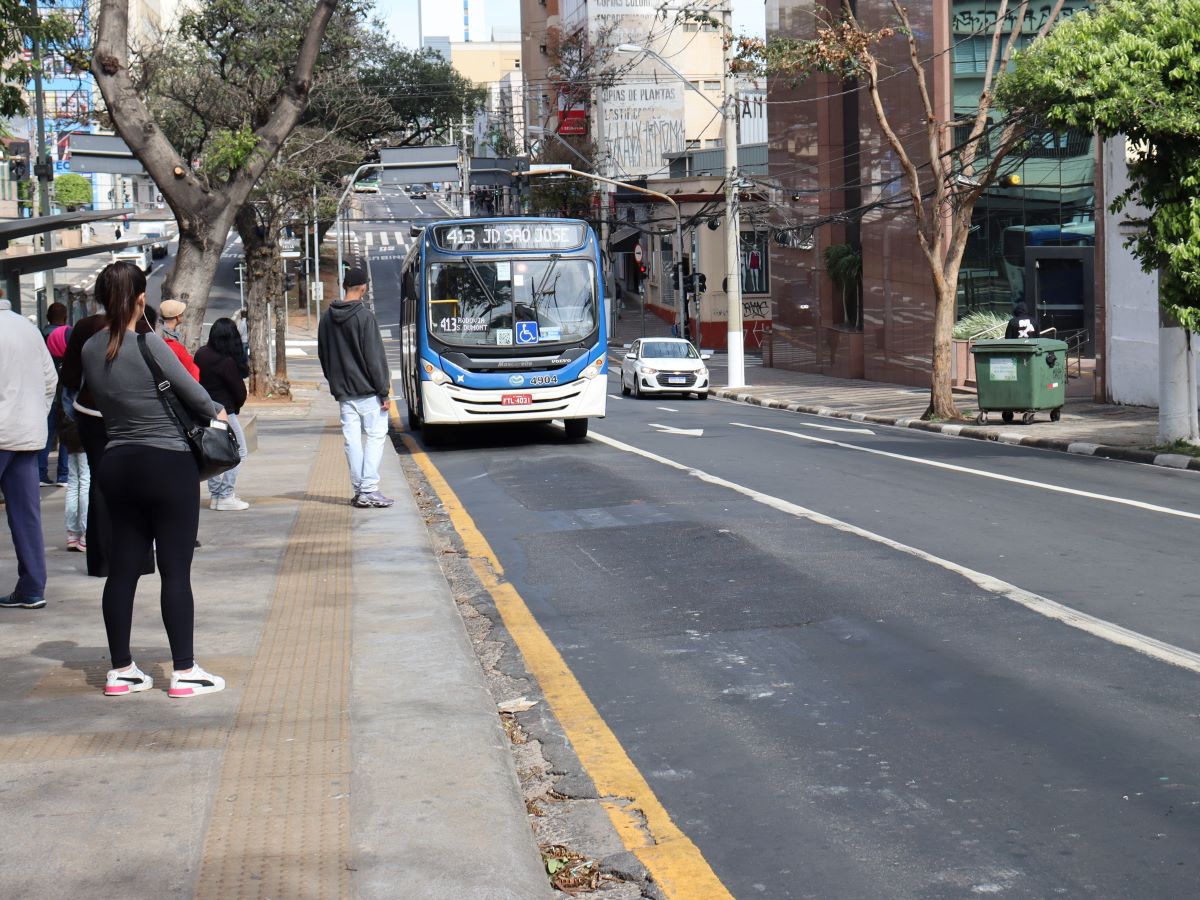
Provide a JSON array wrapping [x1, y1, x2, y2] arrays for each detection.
[[398, 217, 608, 439]]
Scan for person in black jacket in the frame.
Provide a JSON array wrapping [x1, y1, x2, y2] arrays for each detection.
[[195, 318, 250, 510], [1005, 302, 1037, 339], [317, 267, 394, 508]]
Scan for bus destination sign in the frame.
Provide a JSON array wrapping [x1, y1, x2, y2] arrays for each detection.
[[433, 222, 586, 252]]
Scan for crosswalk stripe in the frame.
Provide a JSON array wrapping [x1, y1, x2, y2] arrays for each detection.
[[364, 231, 373, 247], [380, 230, 389, 246], [394, 231, 405, 247]]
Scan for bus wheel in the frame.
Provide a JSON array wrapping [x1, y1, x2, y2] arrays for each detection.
[[407, 399, 423, 431], [564, 418, 589, 440]]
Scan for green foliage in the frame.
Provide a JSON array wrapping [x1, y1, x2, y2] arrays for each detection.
[[53, 172, 92, 209], [952, 310, 1007, 340], [356, 42, 485, 146], [0, 1, 79, 118], [998, 0, 1200, 331], [823, 242, 862, 329], [202, 125, 260, 176]]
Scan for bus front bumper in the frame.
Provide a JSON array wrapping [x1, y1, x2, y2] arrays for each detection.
[[421, 375, 608, 425]]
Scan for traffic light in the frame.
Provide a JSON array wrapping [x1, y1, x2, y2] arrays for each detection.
[[693, 273, 707, 294]]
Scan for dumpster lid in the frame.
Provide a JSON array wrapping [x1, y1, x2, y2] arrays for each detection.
[[970, 338, 1068, 354]]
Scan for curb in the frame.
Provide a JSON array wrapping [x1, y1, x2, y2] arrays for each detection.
[[713, 389, 1200, 473]]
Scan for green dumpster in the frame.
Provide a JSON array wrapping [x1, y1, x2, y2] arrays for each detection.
[[969, 338, 1067, 425]]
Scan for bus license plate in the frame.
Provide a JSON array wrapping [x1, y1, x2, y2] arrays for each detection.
[[501, 394, 533, 406]]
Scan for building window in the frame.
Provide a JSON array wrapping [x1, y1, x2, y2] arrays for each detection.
[[703, 81, 720, 91]]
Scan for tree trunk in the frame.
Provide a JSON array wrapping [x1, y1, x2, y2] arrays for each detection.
[[172, 209, 236, 350], [928, 277, 961, 420], [236, 214, 290, 398], [272, 260, 290, 390]]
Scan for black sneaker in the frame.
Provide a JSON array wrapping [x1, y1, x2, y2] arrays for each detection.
[[0, 592, 46, 609]]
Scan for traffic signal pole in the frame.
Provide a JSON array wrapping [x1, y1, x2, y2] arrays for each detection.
[[29, 0, 54, 325]]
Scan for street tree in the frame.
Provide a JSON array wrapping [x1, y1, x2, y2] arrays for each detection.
[[53, 172, 91, 209], [997, 0, 1200, 443], [91, 0, 343, 347], [0, 0, 79, 117], [358, 41, 485, 146], [734, 0, 1067, 420]]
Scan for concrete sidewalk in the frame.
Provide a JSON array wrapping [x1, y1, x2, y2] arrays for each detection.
[[609, 300, 1198, 473], [0, 383, 551, 898]]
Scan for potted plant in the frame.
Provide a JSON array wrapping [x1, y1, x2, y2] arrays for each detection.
[[952, 310, 1007, 387]]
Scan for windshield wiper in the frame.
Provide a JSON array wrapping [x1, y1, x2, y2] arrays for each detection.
[[531, 254, 562, 317], [461, 256, 499, 310]]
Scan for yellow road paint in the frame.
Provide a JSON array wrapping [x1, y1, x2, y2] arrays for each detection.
[[393, 418, 733, 899]]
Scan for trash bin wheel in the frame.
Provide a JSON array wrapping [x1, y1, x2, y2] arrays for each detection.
[[1001, 411, 1014, 424], [1022, 411, 1036, 425], [975, 411, 988, 425], [1050, 408, 1061, 422]]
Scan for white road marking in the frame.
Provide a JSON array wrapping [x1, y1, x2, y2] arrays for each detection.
[[608, 394, 624, 401], [731, 422, 1200, 522], [649, 423, 704, 437], [394, 231, 406, 246], [363, 231, 374, 247], [588, 429, 1200, 676], [656, 406, 679, 412], [380, 230, 389, 246], [795, 422, 875, 434]]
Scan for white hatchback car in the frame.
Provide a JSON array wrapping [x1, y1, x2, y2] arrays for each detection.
[[620, 337, 711, 399]]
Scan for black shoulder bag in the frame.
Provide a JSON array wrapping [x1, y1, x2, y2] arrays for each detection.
[[137, 333, 241, 480]]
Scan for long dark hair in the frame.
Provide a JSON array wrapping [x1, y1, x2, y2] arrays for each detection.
[[207, 317, 248, 377], [102, 262, 148, 361]]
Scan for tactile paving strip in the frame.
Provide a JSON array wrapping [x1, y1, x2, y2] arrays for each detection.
[[195, 427, 353, 899]]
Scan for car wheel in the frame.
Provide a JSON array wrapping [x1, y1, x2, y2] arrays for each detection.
[[621, 380, 631, 396], [696, 391, 708, 400], [564, 418, 588, 440], [632, 378, 641, 399]]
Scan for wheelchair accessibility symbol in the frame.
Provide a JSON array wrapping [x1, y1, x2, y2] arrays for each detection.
[[515, 321, 540, 345]]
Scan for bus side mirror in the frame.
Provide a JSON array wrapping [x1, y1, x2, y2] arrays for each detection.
[[410, 224, 425, 238]]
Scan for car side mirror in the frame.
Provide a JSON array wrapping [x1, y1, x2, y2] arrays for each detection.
[[700, 353, 711, 360], [624, 353, 636, 360]]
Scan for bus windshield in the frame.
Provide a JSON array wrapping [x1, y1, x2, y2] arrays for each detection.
[[428, 257, 597, 347]]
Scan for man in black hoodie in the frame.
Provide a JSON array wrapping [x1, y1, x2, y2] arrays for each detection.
[[318, 267, 395, 508]]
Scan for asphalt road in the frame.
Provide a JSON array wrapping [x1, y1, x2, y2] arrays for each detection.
[[366, 187, 1200, 897]]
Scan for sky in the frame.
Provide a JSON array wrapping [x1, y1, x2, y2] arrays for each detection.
[[378, 0, 767, 48]]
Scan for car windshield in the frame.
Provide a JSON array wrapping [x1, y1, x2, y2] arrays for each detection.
[[428, 258, 597, 347], [641, 341, 698, 359]]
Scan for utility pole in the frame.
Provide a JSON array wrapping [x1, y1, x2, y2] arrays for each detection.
[[721, 3, 745, 387], [29, 0, 54, 325]]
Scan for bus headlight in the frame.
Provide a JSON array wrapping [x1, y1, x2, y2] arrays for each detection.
[[423, 362, 451, 385], [580, 358, 605, 379]]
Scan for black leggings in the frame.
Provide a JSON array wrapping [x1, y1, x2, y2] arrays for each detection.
[[97, 445, 199, 670], [77, 415, 155, 579]]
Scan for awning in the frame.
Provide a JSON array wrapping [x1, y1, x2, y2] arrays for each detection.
[[609, 226, 640, 254]]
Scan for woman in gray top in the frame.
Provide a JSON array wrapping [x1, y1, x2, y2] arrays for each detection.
[[81, 262, 227, 699]]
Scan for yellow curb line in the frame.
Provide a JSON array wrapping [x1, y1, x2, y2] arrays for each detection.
[[389, 406, 732, 898]]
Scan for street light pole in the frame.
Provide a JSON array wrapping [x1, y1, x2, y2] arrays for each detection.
[[615, 36, 746, 385], [720, 6, 745, 388], [521, 166, 686, 343], [28, 0, 54, 325]]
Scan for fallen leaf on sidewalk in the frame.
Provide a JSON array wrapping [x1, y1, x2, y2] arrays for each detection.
[[540, 844, 604, 893], [498, 696, 538, 713]]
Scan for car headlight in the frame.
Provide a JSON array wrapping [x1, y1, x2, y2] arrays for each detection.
[[422, 361, 451, 385], [580, 357, 605, 379], [639, 366, 658, 376], [697, 366, 708, 377]]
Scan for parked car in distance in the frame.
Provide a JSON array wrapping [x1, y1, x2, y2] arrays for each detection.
[[620, 337, 711, 399], [354, 176, 380, 193]]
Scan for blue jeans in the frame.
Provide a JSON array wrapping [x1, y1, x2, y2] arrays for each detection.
[[65, 452, 90, 535], [0, 449, 47, 598], [206, 413, 248, 500], [339, 396, 389, 495], [38, 399, 69, 483]]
